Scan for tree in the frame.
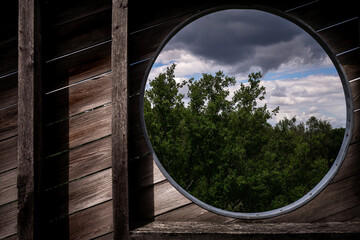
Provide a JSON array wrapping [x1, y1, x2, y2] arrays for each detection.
[[144, 64, 345, 212]]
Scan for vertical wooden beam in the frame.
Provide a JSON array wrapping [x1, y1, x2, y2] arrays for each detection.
[[18, 0, 43, 239], [112, 0, 129, 239]]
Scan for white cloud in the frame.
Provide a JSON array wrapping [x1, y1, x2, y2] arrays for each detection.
[[148, 49, 347, 129]]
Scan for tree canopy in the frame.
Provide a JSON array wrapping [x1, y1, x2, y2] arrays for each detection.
[[144, 64, 345, 212]]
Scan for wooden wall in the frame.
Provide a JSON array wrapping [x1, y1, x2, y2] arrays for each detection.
[[128, 0, 360, 226], [0, 0, 359, 239]]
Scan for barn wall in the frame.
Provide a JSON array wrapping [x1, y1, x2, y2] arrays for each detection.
[[127, 0, 360, 225], [0, 0, 359, 239]]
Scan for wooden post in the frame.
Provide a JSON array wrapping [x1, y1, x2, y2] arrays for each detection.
[[18, 0, 43, 239], [112, 0, 129, 239]]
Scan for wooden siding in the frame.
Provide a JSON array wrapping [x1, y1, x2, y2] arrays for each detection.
[[0, 0, 358, 239]]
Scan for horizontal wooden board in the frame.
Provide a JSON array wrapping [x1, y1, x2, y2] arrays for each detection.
[[286, 0, 358, 31], [350, 79, 360, 110], [0, 136, 17, 173], [315, 204, 360, 223], [44, 41, 111, 93], [0, 168, 17, 206], [128, 0, 313, 33], [155, 203, 234, 223], [0, 73, 17, 109], [130, 221, 360, 240], [44, 104, 111, 157], [318, 18, 359, 55], [44, 136, 111, 189], [154, 180, 191, 217], [44, 0, 111, 27], [338, 48, 360, 82], [129, 59, 151, 96], [45, 9, 111, 61], [257, 173, 360, 223], [0, 201, 17, 239], [92, 232, 114, 240], [331, 142, 360, 183], [129, 14, 192, 64], [351, 111, 360, 144], [43, 168, 112, 221], [0, 105, 17, 141], [46, 200, 113, 240], [44, 71, 111, 124]]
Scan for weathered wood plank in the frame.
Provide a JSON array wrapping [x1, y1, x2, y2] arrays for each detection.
[[129, 14, 191, 64], [318, 18, 359, 55], [43, 168, 112, 221], [92, 232, 114, 240], [0, 201, 17, 239], [18, 0, 43, 238], [112, 0, 129, 239], [351, 111, 360, 144], [44, 104, 111, 157], [0, 73, 17, 110], [0, 105, 17, 141], [44, 136, 111, 189], [155, 203, 234, 223], [44, 71, 111, 124], [259, 173, 360, 223], [154, 180, 191, 217], [350, 79, 360, 110], [331, 141, 360, 183], [46, 200, 113, 240], [338, 48, 360, 82], [128, 0, 312, 33], [0, 136, 17, 173], [285, 0, 358, 31], [130, 221, 360, 240], [45, 9, 111, 61], [44, 41, 111, 93], [0, 168, 17, 206], [315, 205, 360, 223]]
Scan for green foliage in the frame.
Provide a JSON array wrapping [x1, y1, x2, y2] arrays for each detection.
[[144, 64, 345, 212]]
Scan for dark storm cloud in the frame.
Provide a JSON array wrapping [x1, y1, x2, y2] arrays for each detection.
[[164, 9, 327, 74]]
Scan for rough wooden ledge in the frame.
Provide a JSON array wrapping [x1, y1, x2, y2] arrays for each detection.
[[130, 221, 360, 240]]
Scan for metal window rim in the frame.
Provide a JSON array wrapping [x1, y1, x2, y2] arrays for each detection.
[[139, 5, 354, 219]]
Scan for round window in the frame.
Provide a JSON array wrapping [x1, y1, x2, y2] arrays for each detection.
[[141, 9, 353, 218]]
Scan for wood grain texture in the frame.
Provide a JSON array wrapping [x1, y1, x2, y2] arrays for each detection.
[[0, 105, 17, 141], [285, 0, 358, 31], [18, 0, 43, 238], [0, 136, 17, 173], [44, 104, 111, 157], [45, 9, 111, 61], [112, 0, 129, 239], [338, 48, 360, 82], [350, 79, 360, 110], [0, 73, 17, 110], [44, 71, 111, 124], [130, 221, 360, 240], [155, 203, 234, 223], [331, 141, 360, 183], [46, 200, 113, 240], [318, 18, 359, 55], [43, 168, 112, 221], [43, 136, 111, 189], [314, 204, 360, 223], [0, 201, 17, 239], [44, 41, 111, 93], [0, 168, 17, 206]]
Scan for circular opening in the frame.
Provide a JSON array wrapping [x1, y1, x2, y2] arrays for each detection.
[[141, 8, 353, 219]]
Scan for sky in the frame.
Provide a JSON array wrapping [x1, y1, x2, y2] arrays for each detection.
[[148, 9, 346, 128]]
